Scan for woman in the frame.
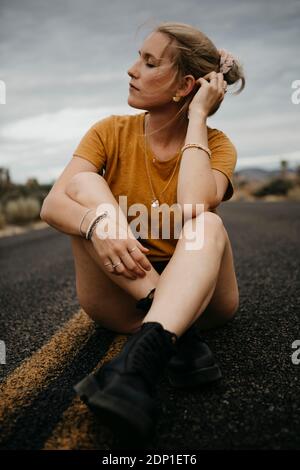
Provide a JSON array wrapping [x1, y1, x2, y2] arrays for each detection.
[[40, 22, 245, 442]]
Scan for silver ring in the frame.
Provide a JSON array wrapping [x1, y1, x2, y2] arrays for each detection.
[[112, 261, 122, 269], [128, 247, 137, 253]]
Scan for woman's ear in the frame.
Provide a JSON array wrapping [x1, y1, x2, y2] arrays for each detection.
[[178, 75, 196, 98]]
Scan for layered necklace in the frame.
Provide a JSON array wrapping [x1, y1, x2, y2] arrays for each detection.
[[143, 115, 184, 209]]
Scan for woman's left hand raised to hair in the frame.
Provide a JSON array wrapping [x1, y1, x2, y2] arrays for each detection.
[[188, 71, 227, 119]]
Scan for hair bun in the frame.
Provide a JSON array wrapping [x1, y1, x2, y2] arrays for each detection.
[[218, 48, 235, 74]]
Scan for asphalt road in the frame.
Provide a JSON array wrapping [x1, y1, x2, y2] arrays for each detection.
[[0, 201, 299, 450]]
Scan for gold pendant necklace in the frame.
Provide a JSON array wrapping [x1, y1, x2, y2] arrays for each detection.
[[144, 119, 183, 209]]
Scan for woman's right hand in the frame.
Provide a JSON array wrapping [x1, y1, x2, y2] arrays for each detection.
[[188, 71, 226, 119], [90, 211, 152, 280]]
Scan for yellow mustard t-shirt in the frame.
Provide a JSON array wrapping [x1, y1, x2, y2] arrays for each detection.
[[73, 112, 237, 261]]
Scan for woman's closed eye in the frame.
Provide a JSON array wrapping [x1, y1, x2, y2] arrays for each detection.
[[138, 50, 158, 68]]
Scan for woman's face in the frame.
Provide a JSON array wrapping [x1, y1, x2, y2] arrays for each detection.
[[127, 32, 178, 110]]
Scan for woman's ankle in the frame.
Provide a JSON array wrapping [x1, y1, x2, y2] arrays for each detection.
[[136, 288, 156, 312]]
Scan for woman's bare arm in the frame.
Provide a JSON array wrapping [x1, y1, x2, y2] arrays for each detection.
[[177, 72, 227, 219], [177, 112, 217, 218], [40, 191, 96, 236]]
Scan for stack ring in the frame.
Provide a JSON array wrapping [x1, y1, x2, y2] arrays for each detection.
[[112, 262, 122, 269], [104, 261, 122, 269], [104, 246, 137, 270]]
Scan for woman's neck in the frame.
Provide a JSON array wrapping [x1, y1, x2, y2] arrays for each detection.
[[145, 108, 188, 150]]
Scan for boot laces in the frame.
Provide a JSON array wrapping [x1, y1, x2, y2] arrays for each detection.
[[97, 325, 176, 389], [127, 328, 170, 383]]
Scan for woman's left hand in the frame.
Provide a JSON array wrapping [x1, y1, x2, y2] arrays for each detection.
[[188, 71, 227, 118]]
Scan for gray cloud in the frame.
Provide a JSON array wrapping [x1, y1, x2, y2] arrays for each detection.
[[0, 0, 300, 182]]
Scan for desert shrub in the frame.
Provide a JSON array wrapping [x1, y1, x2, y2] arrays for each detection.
[[252, 178, 295, 197], [4, 197, 41, 224], [0, 187, 23, 204], [1, 188, 49, 207]]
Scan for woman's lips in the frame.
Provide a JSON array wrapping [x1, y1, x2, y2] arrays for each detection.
[[129, 83, 139, 91]]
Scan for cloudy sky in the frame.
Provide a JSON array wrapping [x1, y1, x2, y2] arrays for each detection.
[[0, 0, 299, 183]]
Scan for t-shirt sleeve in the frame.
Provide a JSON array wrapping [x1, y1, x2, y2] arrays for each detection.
[[208, 129, 238, 201], [72, 116, 114, 173]]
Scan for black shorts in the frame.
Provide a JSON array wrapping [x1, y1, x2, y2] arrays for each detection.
[[151, 260, 170, 274]]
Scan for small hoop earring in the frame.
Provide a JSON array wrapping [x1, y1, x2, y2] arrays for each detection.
[[172, 96, 181, 102]]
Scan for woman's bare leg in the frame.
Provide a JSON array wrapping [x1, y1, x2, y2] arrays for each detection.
[[71, 236, 151, 334], [194, 227, 239, 331], [66, 172, 238, 338], [143, 212, 238, 337], [65, 172, 160, 300]]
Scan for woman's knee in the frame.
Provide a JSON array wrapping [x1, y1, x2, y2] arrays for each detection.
[[182, 211, 226, 250], [183, 211, 224, 232]]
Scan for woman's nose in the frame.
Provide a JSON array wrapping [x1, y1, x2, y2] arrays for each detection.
[[127, 60, 139, 79]]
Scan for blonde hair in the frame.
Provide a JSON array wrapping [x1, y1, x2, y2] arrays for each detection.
[[153, 21, 245, 119]]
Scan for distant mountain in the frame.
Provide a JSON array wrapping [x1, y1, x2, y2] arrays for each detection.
[[235, 167, 296, 181]]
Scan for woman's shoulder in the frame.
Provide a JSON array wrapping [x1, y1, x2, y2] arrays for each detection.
[[92, 112, 144, 134], [207, 124, 230, 140], [207, 125, 237, 151]]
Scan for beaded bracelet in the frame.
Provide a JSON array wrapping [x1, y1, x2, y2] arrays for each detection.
[[85, 211, 109, 240], [181, 143, 211, 160], [79, 208, 94, 237]]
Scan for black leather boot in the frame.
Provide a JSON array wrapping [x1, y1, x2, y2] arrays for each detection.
[[136, 289, 222, 388], [167, 324, 222, 388], [74, 321, 177, 442]]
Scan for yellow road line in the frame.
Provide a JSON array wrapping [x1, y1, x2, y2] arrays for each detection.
[[43, 335, 127, 450], [0, 309, 95, 438]]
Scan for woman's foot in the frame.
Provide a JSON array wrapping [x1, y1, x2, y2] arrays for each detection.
[[74, 321, 177, 444], [166, 324, 222, 388], [136, 290, 222, 388]]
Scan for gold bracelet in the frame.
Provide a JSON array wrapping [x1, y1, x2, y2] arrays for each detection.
[[181, 143, 211, 159]]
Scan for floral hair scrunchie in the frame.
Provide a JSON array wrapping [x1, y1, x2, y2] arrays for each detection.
[[218, 48, 235, 74]]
